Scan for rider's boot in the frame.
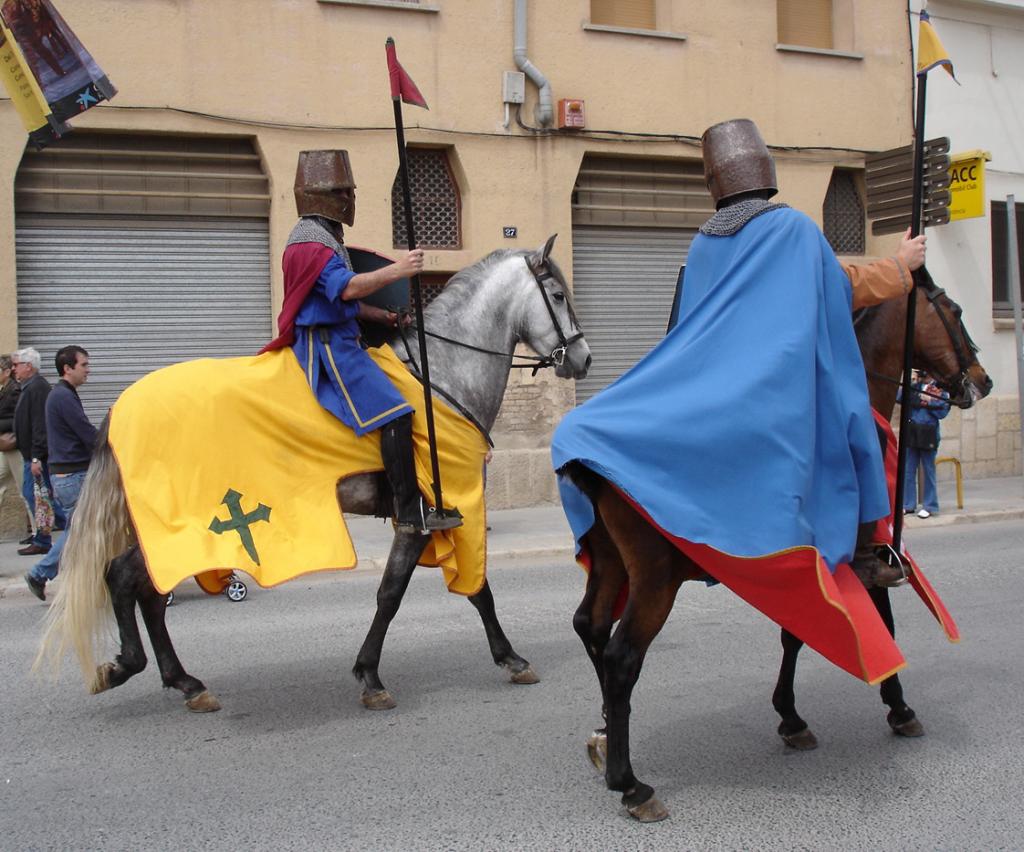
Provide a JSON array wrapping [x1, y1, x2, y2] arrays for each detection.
[[380, 414, 463, 534], [850, 521, 904, 589]]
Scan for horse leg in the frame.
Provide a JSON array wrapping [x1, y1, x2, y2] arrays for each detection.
[[598, 495, 684, 823], [467, 580, 539, 685], [602, 582, 679, 823], [135, 571, 219, 713], [870, 587, 923, 737], [771, 629, 818, 750], [91, 549, 150, 694], [352, 530, 430, 710], [571, 514, 628, 772]]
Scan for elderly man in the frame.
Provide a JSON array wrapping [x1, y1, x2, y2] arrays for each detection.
[[0, 355, 33, 539], [12, 347, 66, 556], [25, 345, 97, 600]]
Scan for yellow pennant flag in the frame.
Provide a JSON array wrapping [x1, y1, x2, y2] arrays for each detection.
[[917, 9, 957, 81]]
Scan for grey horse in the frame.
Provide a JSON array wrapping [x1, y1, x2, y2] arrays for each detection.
[[38, 235, 592, 714]]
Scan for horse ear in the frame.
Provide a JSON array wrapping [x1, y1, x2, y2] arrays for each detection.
[[531, 234, 558, 267]]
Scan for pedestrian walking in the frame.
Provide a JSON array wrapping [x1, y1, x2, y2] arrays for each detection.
[[24, 345, 97, 601], [0, 354, 34, 539], [12, 346, 66, 556]]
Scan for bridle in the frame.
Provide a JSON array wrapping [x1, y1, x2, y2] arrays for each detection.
[[855, 272, 979, 399], [392, 255, 585, 445], [525, 256, 585, 370], [396, 256, 584, 374]]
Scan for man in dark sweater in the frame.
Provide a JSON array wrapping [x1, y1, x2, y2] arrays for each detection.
[[25, 346, 97, 601], [12, 347, 66, 556]]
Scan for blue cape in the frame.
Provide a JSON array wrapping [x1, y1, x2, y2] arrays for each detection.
[[553, 207, 889, 570]]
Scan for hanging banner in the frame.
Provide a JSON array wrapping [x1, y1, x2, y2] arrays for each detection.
[[0, 0, 115, 148], [0, 15, 66, 147]]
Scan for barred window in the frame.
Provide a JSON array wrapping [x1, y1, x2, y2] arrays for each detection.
[[391, 148, 461, 250], [591, 0, 655, 29], [419, 272, 450, 306], [823, 169, 865, 255], [778, 0, 833, 50]]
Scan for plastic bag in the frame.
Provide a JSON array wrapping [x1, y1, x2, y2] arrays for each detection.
[[33, 477, 55, 532]]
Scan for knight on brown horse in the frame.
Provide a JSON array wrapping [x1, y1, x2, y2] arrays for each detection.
[[550, 118, 960, 821]]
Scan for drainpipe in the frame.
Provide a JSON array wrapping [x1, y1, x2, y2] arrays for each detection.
[[513, 0, 553, 128]]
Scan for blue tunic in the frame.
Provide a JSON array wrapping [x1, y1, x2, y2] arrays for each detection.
[[291, 254, 413, 436]]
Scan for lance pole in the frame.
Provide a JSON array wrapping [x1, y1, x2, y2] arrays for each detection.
[[390, 95, 447, 516], [891, 71, 929, 553]]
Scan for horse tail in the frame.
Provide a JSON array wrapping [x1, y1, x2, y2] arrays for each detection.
[[35, 418, 134, 691]]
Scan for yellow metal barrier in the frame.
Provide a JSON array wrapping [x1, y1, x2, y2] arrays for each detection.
[[918, 456, 963, 509]]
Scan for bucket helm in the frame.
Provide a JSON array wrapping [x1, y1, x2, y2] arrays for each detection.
[[294, 150, 356, 226], [701, 119, 778, 208]]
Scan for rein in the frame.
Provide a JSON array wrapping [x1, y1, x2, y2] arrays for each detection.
[[394, 257, 582, 375], [398, 324, 557, 373], [864, 369, 950, 403]]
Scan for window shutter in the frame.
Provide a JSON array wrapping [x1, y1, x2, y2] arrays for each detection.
[[591, 0, 656, 30], [778, 0, 834, 50]]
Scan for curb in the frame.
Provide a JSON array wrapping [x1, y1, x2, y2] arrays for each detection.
[[904, 508, 1024, 527], [354, 544, 576, 573], [2, 510, 1018, 599]]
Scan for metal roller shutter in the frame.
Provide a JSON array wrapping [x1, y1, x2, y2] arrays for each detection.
[[15, 214, 271, 422], [570, 155, 713, 402], [572, 227, 695, 403], [14, 133, 271, 423]]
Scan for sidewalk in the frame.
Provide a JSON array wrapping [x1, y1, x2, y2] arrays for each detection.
[[2, 476, 1022, 598]]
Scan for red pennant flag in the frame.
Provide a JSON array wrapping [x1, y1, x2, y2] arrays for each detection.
[[385, 37, 428, 109]]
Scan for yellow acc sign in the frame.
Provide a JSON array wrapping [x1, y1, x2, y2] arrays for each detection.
[[948, 150, 991, 221]]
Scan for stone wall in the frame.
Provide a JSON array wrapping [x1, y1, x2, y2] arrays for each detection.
[[483, 357, 575, 510], [929, 393, 1021, 479]]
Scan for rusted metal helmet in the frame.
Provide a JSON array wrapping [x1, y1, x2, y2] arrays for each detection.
[[701, 119, 778, 208], [294, 150, 357, 225]]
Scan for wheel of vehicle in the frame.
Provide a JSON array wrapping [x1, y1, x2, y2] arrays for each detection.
[[226, 580, 248, 602]]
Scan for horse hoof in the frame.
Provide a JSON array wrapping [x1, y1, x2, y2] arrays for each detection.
[[361, 689, 397, 711], [781, 728, 819, 751], [889, 713, 924, 738], [185, 690, 222, 713], [508, 665, 540, 685], [586, 731, 607, 772], [90, 662, 116, 694], [627, 796, 669, 823]]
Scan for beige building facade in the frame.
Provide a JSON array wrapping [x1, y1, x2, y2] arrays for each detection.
[[5, 0, 983, 533]]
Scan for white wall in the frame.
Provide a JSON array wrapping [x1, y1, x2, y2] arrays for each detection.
[[910, 0, 1024, 393]]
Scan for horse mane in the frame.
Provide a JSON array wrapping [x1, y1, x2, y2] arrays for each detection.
[[440, 248, 520, 297], [425, 244, 576, 316], [853, 263, 936, 332]]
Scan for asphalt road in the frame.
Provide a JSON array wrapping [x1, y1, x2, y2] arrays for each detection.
[[2, 520, 1022, 851]]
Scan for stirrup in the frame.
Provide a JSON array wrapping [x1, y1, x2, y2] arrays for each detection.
[[394, 499, 463, 534], [875, 544, 911, 587]]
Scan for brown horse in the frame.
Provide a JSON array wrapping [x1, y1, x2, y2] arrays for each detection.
[[563, 267, 991, 821], [771, 267, 992, 750]]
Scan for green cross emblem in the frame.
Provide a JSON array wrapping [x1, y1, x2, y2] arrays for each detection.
[[208, 489, 272, 566]]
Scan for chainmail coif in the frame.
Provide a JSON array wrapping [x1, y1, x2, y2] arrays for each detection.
[[699, 199, 789, 236]]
